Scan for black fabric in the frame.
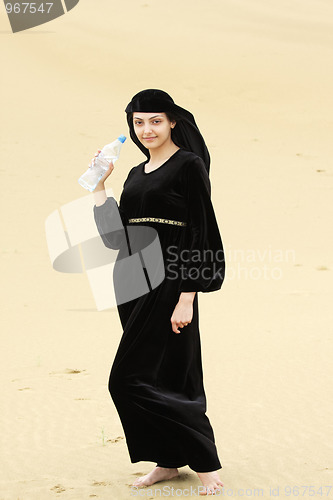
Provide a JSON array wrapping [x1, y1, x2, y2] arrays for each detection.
[[93, 148, 225, 472], [125, 89, 211, 175]]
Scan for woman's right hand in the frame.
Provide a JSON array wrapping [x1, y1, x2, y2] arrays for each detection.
[[91, 149, 115, 190]]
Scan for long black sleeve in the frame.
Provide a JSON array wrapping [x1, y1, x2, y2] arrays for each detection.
[[93, 196, 127, 250], [178, 157, 225, 293]]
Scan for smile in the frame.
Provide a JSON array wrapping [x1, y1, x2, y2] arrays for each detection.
[[143, 137, 157, 141]]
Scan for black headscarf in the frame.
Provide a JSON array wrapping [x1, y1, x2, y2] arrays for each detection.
[[125, 89, 211, 175]]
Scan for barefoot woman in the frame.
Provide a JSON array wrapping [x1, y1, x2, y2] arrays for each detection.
[[93, 89, 226, 495]]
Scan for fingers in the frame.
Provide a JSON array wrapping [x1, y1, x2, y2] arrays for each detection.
[[89, 149, 102, 167], [171, 321, 191, 334], [171, 321, 181, 334]]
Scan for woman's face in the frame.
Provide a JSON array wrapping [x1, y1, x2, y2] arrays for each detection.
[[133, 112, 176, 151]]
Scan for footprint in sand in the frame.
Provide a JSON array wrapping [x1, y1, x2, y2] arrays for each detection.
[[107, 436, 124, 443], [65, 368, 86, 374], [91, 480, 113, 486], [50, 484, 66, 493], [49, 368, 87, 376]]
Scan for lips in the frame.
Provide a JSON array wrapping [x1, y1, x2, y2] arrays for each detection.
[[143, 137, 157, 141]]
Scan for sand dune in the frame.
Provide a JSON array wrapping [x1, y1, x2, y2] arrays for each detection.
[[1, 0, 332, 498]]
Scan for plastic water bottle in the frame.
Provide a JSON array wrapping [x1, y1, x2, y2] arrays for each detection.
[[78, 135, 126, 192]]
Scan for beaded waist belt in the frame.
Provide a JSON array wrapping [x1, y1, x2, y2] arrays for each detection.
[[128, 217, 187, 227]]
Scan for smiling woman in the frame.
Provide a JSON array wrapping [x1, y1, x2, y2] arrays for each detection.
[[92, 89, 226, 495], [132, 112, 178, 172]]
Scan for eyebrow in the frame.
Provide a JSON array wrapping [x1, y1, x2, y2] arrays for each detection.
[[133, 115, 163, 120]]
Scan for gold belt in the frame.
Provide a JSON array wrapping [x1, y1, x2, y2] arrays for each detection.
[[128, 217, 187, 227]]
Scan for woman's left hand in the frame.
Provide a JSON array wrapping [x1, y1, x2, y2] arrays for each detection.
[[170, 299, 193, 334]]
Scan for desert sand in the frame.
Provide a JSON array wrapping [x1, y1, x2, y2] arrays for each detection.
[[1, 0, 333, 498]]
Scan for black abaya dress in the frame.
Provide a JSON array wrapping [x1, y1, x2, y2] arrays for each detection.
[[93, 148, 225, 473]]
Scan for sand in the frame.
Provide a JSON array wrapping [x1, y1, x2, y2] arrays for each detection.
[[1, 0, 333, 498]]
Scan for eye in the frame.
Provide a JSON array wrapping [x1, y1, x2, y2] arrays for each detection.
[[134, 121, 142, 125], [152, 120, 161, 124]]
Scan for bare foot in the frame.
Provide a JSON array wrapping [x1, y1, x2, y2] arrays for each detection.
[[132, 466, 179, 487], [197, 471, 224, 495]]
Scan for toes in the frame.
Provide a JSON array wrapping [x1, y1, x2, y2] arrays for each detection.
[[199, 487, 212, 496], [199, 484, 223, 495], [132, 477, 146, 487]]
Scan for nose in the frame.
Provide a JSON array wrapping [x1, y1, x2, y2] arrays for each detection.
[[143, 122, 153, 135]]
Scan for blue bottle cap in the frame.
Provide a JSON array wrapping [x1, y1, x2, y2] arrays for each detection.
[[118, 135, 126, 143]]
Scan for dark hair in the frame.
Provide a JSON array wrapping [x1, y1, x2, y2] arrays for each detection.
[[165, 111, 181, 124], [125, 89, 210, 173]]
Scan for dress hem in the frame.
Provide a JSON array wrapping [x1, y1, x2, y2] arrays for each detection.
[[130, 457, 222, 473]]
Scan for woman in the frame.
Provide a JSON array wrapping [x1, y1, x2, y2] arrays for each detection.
[[93, 89, 226, 495]]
